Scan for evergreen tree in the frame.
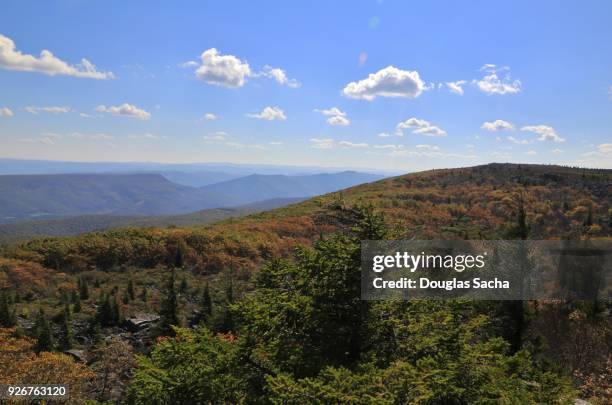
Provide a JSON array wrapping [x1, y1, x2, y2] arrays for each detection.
[[127, 277, 135, 301], [78, 277, 89, 300], [58, 304, 73, 350], [180, 277, 188, 294], [34, 308, 54, 352], [140, 285, 148, 302], [160, 269, 179, 335], [201, 282, 212, 320], [0, 291, 17, 327]]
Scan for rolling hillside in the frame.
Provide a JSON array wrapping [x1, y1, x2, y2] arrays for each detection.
[[0, 197, 306, 242], [2, 163, 610, 403], [0, 171, 383, 223]]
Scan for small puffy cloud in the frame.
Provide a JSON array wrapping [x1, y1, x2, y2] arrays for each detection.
[[396, 117, 447, 137], [551, 148, 563, 155], [269, 141, 283, 145], [0, 34, 113, 79], [246, 106, 286, 121], [315, 107, 350, 126], [473, 64, 521, 95], [521, 125, 565, 142], [180, 61, 198, 68], [260, 65, 300, 88], [338, 141, 368, 148], [446, 80, 467, 95], [507, 136, 531, 145], [203, 131, 228, 141], [309, 138, 334, 149], [186, 49, 299, 89], [525, 150, 537, 155], [204, 113, 218, 121], [342, 66, 426, 100], [0, 107, 13, 117], [95, 103, 151, 120], [195, 48, 251, 88], [481, 119, 514, 131], [581, 143, 612, 158], [25, 106, 72, 114], [415, 144, 440, 151]]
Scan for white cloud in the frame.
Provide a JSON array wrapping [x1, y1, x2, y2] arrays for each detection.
[[374, 144, 403, 150], [521, 125, 565, 142], [0, 107, 13, 117], [342, 66, 426, 100], [25, 106, 72, 114], [128, 133, 166, 140], [66, 132, 113, 140], [396, 117, 447, 137], [260, 65, 300, 88], [525, 150, 537, 155], [95, 103, 151, 120], [225, 141, 267, 150], [446, 80, 467, 95], [0, 34, 113, 79], [309, 138, 334, 149], [195, 48, 251, 88], [415, 144, 440, 151], [338, 141, 368, 148], [473, 64, 521, 95], [187, 49, 299, 89], [551, 148, 563, 155], [246, 106, 286, 121], [204, 113, 218, 121], [481, 119, 514, 131], [507, 136, 531, 145], [315, 107, 350, 126], [581, 143, 612, 158], [269, 141, 283, 145], [19, 132, 62, 145], [203, 131, 228, 141], [180, 61, 198, 68]]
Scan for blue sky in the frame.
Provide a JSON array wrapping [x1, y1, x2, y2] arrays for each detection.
[[0, 0, 611, 171]]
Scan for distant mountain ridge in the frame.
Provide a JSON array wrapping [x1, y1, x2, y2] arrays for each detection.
[[0, 197, 306, 242], [0, 171, 385, 223]]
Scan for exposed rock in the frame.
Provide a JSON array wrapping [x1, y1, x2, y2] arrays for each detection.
[[123, 313, 160, 332], [64, 349, 87, 363]]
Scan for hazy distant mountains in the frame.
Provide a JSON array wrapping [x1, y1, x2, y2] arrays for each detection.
[[0, 171, 384, 223]]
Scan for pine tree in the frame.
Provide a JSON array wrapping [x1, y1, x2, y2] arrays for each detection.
[[201, 282, 212, 320], [34, 308, 54, 352], [160, 269, 179, 335], [127, 277, 135, 301], [58, 304, 73, 350], [180, 277, 188, 294], [78, 277, 89, 300], [0, 291, 17, 327], [140, 285, 148, 302]]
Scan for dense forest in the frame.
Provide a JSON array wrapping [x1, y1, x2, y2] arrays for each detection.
[[0, 163, 610, 404]]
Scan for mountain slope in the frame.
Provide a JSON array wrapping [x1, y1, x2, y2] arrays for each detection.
[[0, 173, 236, 222], [0, 197, 306, 242], [0, 171, 384, 223], [200, 171, 384, 205]]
